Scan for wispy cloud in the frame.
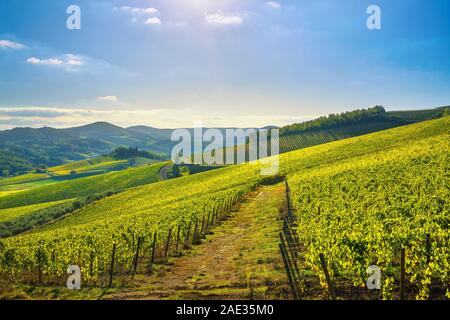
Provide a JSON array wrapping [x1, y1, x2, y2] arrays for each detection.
[[0, 106, 320, 130], [205, 13, 244, 25], [0, 40, 26, 49], [27, 57, 63, 65], [266, 2, 281, 9], [145, 17, 162, 25], [0, 107, 69, 118], [117, 6, 158, 15], [96, 96, 119, 102], [26, 54, 87, 71], [114, 5, 161, 25]]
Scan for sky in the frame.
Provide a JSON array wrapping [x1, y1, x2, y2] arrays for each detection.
[[0, 0, 449, 129]]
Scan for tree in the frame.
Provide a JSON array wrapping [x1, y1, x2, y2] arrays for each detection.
[[444, 107, 450, 117], [280, 106, 388, 136]]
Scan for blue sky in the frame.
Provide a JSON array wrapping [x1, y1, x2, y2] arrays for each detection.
[[0, 0, 449, 129]]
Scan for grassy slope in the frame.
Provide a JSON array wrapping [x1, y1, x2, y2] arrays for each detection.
[[387, 107, 447, 122], [0, 156, 162, 196], [202, 118, 411, 164], [48, 156, 127, 175], [23, 117, 449, 237], [279, 119, 402, 153], [0, 173, 50, 187], [0, 161, 169, 210], [0, 200, 71, 224]]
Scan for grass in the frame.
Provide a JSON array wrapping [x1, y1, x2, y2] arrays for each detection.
[[0, 200, 72, 224], [279, 119, 405, 153], [0, 117, 448, 300], [0, 161, 169, 210], [0, 173, 50, 187], [10, 117, 448, 236], [48, 157, 128, 176]]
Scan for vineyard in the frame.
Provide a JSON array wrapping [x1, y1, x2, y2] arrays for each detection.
[[0, 200, 72, 224], [0, 116, 448, 299], [278, 119, 404, 153], [286, 133, 449, 299], [200, 111, 433, 164], [0, 161, 168, 210], [387, 107, 448, 123], [47, 157, 128, 176]]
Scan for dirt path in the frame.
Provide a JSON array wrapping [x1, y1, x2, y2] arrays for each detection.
[[104, 183, 291, 300]]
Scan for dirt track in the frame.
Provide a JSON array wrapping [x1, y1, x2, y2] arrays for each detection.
[[104, 184, 290, 300]]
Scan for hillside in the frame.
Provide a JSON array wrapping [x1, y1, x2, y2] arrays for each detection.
[[387, 106, 449, 122], [200, 106, 448, 164], [0, 122, 173, 177], [0, 127, 110, 176], [0, 161, 169, 210], [0, 116, 447, 299], [47, 156, 128, 176], [1, 106, 446, 177]]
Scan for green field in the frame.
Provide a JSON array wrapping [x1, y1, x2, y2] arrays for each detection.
[[388, 106, 448, 122], [0, 173, 50, 188], [0, 156, 163, 197], [48, 157, 128, 176], [279, 119, 404, 153], [0, 161, 169, 210], [0, 117, 448, 300], [0, 200, 72, 224]]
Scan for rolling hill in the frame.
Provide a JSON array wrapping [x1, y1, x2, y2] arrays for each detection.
[[0, 115, 448, 299], [1, 116, 448, 299], [0, 161, 169, 210], [0, 106, 447, 177]]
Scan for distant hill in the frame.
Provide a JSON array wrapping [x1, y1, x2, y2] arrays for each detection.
[[200, 106, 448, 163], [0, 127, 110, 176], [0, 106, 447, 176], [387, 106, 448, 122], [63, 122, 170, 153], [277, 106, 449, 153], [126, 125, 173, 141], [0, 161, 169, 210]]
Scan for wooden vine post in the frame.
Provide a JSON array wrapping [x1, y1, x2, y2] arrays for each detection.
[[132, 237, 142, 277], [185, 221, 192, 243], [425, 234, 431, 265], [400, 248, 406, 300], [176, 225, 181, 254], [164, 229, 172, 262], [200, 215, 205, 237], [319, 253, 336, 300], [108, 243, 117, 288], [149, 232, 157, 273], [279, 243, 299, 300]]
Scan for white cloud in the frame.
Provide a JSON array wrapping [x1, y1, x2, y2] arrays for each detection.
[[66, 55, 83, 66], [96, 96, 119, 102], [119, 6, 158, 15], [266, 2, 281, 9], [27, 57, 63, 65], [205, 13, 243, 25], [0, 40, 26, 49], [145, 17, 162, 25], [26, 54, 85, 71], [115, 6, 160, 25], [0, 106, 321, 130]]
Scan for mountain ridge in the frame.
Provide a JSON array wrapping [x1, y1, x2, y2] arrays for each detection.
[[1, 106, 447, 177]]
